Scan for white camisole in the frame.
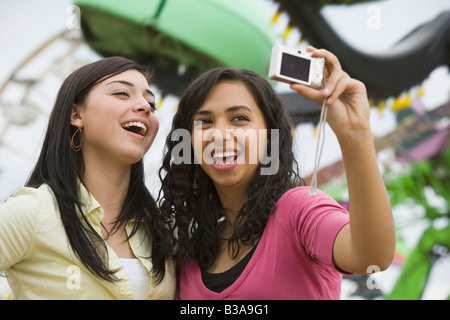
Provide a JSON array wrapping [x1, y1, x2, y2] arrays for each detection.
[[119, 258, 151, 300]]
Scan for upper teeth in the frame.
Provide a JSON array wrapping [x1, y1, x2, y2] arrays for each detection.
[[213, 151, 237, 158], [122, 122, 147, 134]]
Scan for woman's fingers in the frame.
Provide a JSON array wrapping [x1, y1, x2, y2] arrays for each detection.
[[326, 72, 352, 105], [307, 46, 341, 73], [306, 46, 352, 105], [289, 83, 324, 104], [291, 46, 365, 110]]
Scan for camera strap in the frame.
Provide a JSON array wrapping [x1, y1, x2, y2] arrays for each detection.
[[309, 97, 328, 197]]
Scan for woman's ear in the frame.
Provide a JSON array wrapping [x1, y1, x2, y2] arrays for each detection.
[[70, 104, 83, 128]]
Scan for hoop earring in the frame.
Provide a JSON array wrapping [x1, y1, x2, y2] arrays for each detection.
[[70, 127, 83, 152]]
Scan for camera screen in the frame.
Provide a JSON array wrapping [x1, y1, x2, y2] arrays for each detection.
[[280, 52, 310, 82]]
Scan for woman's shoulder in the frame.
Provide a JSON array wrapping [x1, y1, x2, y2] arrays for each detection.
[[273, 186, 348, 224], [12, 183, 55, 201], [0, 184, 56, 218], [277, 186, 334, 206], [0, 184, 61, 269]]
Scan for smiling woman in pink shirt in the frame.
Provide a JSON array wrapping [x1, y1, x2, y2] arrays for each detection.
[[159, 47, 395, 300]]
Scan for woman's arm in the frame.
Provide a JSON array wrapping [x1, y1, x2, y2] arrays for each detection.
[[290, 47, 395, 274], [0, 188, 41, 270]]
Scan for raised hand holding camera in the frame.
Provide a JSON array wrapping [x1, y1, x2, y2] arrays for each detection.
[[269, 45, 325, 89]]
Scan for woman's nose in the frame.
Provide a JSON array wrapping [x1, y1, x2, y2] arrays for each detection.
[[134, 96, 152, 114], [209, 123, 233, 142]]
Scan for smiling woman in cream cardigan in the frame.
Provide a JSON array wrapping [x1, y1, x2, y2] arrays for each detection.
[[0, 57, 175, 300]]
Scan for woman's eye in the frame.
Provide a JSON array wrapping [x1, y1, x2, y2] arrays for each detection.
[[231, 115, 249, 122], [113, 91, 129, 97], [193, 119, 212, 127]]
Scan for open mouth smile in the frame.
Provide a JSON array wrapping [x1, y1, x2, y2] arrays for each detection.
[[121, 121, 147, 136], [211, 150, 240, 166]]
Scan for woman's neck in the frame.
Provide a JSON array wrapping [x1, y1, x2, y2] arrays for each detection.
[[82, 158, 130, 222], [214, 184, 248, 225]]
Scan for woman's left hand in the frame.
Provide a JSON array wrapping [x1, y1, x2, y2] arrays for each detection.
[[292, 47, 396, 274], [290, 46, 371, 141]]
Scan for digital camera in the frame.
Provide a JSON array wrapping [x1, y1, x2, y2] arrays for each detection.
[[269, 45, 325, 89]]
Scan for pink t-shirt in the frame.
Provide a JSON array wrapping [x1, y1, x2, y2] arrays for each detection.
[[178, 186, 350, 300]]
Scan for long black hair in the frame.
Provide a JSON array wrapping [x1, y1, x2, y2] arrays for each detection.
[[27, 56, 171, 283], [158, 67, 303, 270]]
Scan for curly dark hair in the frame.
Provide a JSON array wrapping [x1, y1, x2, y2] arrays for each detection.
[[158, 67, 303, 270]]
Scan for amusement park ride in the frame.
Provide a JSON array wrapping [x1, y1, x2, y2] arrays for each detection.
[[0, 0, 449, 299]]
